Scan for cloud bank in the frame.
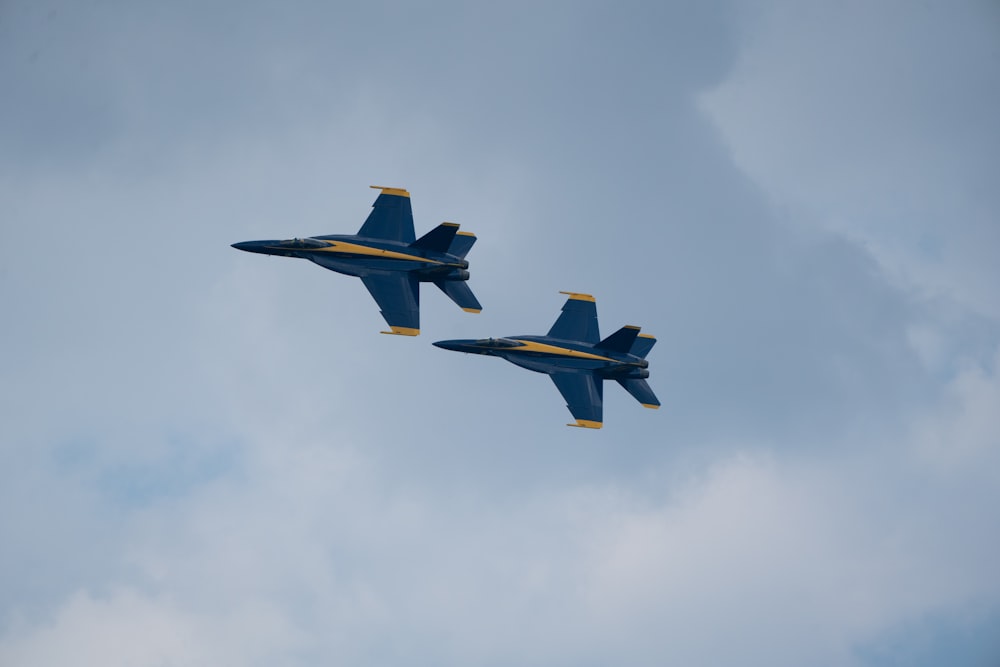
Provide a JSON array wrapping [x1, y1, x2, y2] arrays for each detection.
[[1, 1, 998, 665]]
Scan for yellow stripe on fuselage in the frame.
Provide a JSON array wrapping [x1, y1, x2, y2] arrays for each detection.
[[316, 241, 443, 264], [509, 339, 616, 362]]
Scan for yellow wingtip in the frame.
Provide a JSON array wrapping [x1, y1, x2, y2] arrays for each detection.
[[369, 185, 410, 198], [462, 308, 482, 313], [456, 231, 476, 237], [567, 419, 603, 429], [642, 404, 660, 410], [380, 326, 420, 336], [559, 291, 596, 302], [638, 333, 656, 339]]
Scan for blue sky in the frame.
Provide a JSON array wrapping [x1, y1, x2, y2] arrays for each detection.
[[2, 1, 999, 665]]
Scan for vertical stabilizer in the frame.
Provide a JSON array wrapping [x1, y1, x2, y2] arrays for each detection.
[[447, 231, 477, 259], [630, 333, 657, 359], [411, 222, 460, 252], [597, 325, 641, 353]]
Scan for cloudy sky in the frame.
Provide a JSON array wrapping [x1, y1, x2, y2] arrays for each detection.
[[2, 1, 999, 665]]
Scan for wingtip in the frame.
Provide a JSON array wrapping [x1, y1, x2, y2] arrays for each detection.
[[642, 403, 661, 410], [380, 326, 420, 336], [559, 291, 596, 302], [462, 307, 482, 313], [369, 185, 410, 198], [567, 420, 603, 429]]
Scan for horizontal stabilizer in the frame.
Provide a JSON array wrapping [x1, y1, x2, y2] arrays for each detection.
[[434, 280, 482, 313], [597, 325, 641, 353], [630, 334, 657, 359], [411, 222, 460, 253], [617, 378, 660, 409], [447, 231, 477, 259]]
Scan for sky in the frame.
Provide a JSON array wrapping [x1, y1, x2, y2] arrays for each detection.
[[1, 1, 999, 665]]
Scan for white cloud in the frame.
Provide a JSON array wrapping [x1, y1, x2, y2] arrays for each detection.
[[700, 0, 1000, 319], [913, 344, 1000, 474], [3, 2, 999, 665], [0, 588, 305, 667], [5, 434, 997, 666], [694, 6, 1000, 656], [576, 448, 999, 664]]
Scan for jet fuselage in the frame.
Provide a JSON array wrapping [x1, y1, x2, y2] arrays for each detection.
[[433, 335, 650, 377], [232, 186, 482, 336], [231, 235, 470, 282]]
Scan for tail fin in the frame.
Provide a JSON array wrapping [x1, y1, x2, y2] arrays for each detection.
[[434, 280, 482, 313], [447, 231, 477, 259], [597, 325, 641, 353], [630, 333, 657, 359], [617, 378, 660, 409], [411, 222, 459, 253]]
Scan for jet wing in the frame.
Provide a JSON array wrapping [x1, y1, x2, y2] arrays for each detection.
[[357, 186, 416, 243], [547, 292, 600, 343], [550, 372, 604, 428], [360, 272, 421, 335]]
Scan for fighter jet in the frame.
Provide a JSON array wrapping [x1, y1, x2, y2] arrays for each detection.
[[231, 186, 481, 336], [434, 292, 659, 428]]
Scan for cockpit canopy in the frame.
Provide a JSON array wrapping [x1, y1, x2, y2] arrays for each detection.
[[476, 337, 523, 348], [280, 237, 328, 249]]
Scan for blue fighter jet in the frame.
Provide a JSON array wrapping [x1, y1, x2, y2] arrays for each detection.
[[232, 186, 481, 336], [434, 292, 660, 429]]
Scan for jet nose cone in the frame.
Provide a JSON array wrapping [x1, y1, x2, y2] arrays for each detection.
[[433, 339, 476, 353], [231, 240, 275, 254]]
